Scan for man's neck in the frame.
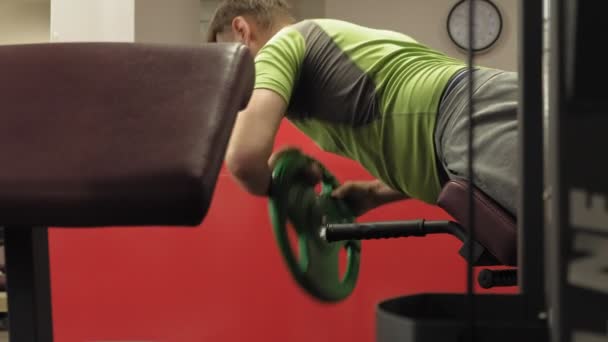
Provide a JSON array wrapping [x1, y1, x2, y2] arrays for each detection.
[[268, 21, 293, 37]]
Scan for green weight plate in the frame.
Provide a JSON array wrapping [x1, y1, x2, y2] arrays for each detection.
[[268, 149, 361, 302]]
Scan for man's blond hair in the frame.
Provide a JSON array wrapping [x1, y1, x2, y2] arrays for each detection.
[[207, 0, 295, 42]]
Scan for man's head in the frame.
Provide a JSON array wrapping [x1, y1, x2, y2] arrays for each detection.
[[207, 0, 296, 55]]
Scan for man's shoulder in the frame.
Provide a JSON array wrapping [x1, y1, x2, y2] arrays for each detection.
[[258, 19, 352, 56], [291, 18, 366, 34], [287, 19, 417, 45]]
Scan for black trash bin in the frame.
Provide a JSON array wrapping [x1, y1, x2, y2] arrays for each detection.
[[376, 294, 548, 342]]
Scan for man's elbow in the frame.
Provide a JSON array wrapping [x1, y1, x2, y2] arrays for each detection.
[[226, 157, 254, 184], [225, 152, 253, 182], [225, 152, 269, 196]]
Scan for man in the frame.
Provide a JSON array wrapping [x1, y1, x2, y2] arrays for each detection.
[[208, 0, 519, 217]]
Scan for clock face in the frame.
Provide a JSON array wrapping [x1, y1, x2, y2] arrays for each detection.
[[447, 0, 503, 52]]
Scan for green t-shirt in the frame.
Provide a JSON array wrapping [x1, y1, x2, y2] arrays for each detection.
[[255, 18, 467, 203]]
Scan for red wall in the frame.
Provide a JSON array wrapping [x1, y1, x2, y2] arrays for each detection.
[[49, 121, 515, 342]]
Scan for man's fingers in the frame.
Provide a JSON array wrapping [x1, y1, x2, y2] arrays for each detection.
[[268, 146, 301, 168], [307, 163, 323, 183], [331, 187, 344, 198], [331, 181, 354, 198]]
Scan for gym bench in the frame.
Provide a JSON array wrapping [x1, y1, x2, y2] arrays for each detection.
[[0, 42, 254, 342]]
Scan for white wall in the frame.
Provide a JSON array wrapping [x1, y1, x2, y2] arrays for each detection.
[[135, 0, 201, 45], [200, 0, 221, 42], [0, 0, 50, 44], [290, 0, 326, 20], [325, 0, 518, 71], [50, 0, 135, 42]]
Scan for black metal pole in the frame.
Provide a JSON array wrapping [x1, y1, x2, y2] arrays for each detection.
[[517, 0, 546, 321], [4, 227, 54, 342]]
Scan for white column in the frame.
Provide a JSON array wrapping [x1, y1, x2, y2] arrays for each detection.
[[50, 0, 201, 44], [50, 0, 135, 42]]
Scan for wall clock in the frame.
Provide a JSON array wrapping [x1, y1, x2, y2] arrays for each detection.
[[447, 0, 503, 53]]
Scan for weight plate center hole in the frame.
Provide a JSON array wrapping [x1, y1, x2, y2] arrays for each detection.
[[314, 182, 322, 195]]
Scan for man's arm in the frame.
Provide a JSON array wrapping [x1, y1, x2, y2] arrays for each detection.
[[370, 179, 410, 205], [225, 88, 286, 196]]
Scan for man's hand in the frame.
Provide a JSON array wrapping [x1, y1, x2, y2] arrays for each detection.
[[268, 146, 323, 186], [331, 179, 409, 216]]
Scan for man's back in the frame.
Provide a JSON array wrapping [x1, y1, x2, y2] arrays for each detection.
[[255, 19, 467, 202]]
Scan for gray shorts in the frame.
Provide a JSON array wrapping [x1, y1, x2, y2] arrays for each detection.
[[434, 68, 519, 216]]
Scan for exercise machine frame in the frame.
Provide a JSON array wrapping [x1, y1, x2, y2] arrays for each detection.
[[327, 1, 608, 341]]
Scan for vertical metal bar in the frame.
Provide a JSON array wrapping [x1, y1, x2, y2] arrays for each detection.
[[4, 227, 54, 342], [548, 0, 570, 340], [465, 1, 477, 340], [547, 0, 563, 339], [518, 0, 546, 320]]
